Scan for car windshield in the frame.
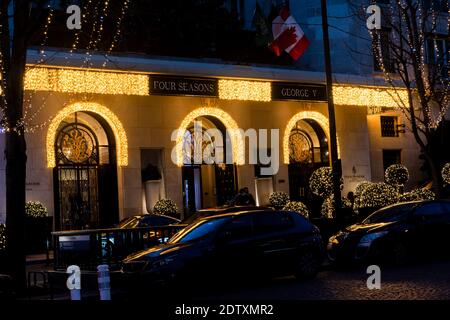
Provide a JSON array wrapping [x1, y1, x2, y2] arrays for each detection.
[[363, 203, 417, 224], [168, 217, 228, 243], [118, 216, 141, 228]]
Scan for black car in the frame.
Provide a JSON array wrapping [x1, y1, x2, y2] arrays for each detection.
[[180, 205, 273, 226], [122, 210, 323, 286], [118, 214, 180, 228], [327, 200, 450, 265]]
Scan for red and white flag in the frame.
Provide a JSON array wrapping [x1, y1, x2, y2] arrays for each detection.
[[269, 7, 310, 61]]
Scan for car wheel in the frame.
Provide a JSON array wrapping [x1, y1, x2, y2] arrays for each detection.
[[390, 241, 409, 266], [295, 251, 319, 280]]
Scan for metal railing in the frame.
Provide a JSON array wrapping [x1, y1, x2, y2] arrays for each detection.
[[52, 225, 185, 271]]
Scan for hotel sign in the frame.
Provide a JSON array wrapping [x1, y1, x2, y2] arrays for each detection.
[[149, 76, 218, 97], [272, 82, 327, 102]]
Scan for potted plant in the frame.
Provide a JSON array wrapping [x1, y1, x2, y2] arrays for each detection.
[[142, 164, 163, 213]]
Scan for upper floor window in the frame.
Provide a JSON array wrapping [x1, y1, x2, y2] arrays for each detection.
[[380, 116, 399, 137]]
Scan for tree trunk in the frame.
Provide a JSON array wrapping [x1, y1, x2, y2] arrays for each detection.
[[4, 1, 29, 293], [422, 150, 442, 198]]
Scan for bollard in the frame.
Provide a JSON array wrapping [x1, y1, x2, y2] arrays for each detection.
[[97, 264, 111, 300], [66, 265, 81, 300]]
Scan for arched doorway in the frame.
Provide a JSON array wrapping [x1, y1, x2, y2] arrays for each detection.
[[288, 118, 330, 205], [53, 111, 119, 230], [181, 115, 237, 216]]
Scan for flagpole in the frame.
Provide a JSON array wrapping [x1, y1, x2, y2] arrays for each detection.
[[320, 0, 342, 219]]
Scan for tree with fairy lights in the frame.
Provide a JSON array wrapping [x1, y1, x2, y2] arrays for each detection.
[[385, 164, 409, 192], [0, 0, 130, 291], [350, 0, 450, 195]]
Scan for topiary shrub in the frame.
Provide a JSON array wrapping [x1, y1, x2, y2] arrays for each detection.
[[442, 163, 450, 185], [359, 182, 399, 211], [398, 188, 436, 202], [282, 201, 309, 218], [25, 201, 48, 218], [385, 164, 409, 188], [268, 191, 289, 208], [353, 181, 373, 211], [153, 199, 178, 216], [321, 194, 353, 219]]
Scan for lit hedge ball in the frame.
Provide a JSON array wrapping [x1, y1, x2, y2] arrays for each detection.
[[269, 191, 290, 208], [0, 224, 6, 251], [398, 188, 436, 202], [309, 167, 343, 198], [25, 201, 48, 218], [359, 183, 399, 209], [442, 163, 450, 185], [320, 194, 353, 218], [385, 164, 409, 187], [153, 199, 178, 216], [353, 181, 373, 210], [283, 201, 309, 218]]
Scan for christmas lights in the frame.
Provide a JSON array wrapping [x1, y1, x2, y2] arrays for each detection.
[[153, 199, 178, 215], [332, 85, 409, 108], [268, 191, 290, 208], [442, 163, 450, 185], [359, 183, 398, 209], [218, 79, 271, 102], [321, 194, 352, 219], [398, 188, 435, 202], [25, 67, 149, 96], [25, 201, 48, 218], [283, 111, 340, 164], [353, 181, 373, 210], [385, 164, 409, 187], [283, 201, 309, 218], [309, 167, 343, 198], [46, 102, 128, 168], [0, 224, 5, 251], [174, 107, 244, 166]]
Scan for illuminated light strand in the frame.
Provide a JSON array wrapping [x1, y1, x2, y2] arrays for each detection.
[[218, 79, 271, 102], [103, 0, 130, 67], [25, 67, 148, 95], [175, 107, 245, 166], [332, 85, 408, 108], [283, 111, 340, 165], [46, 102, 128, 168]]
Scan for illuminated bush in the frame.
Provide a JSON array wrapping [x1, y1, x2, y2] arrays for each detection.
[[25, 201, 48, 218], [353, 181, 373, 210], [385, 164, 409, 187], [269, 192, 290, 208], [321, 194, 353, 218], [309, 167, 343, 198], [359, 183, 398, 209], [442, 163, 450, 185], [398, 188, 435, 202], [283, 201, 309, 218], [153, 199, 178, 216]]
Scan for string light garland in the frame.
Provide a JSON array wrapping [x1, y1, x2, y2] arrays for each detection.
[[218, 79, 271, 102], [332, 85, 408, 108], [283, 201, 309, 218], [175, 107, 244, 166], [283, 111, 340, 164], [385, 164, 409, 188], [268, 191, 290, 208], [46, 102, 128, 168], [24, 67, 148, 95]]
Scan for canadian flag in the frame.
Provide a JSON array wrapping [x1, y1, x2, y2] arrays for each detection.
[[269, 7, 310, 61]]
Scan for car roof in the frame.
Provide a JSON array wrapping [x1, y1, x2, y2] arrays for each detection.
[[377, 199, 450, 211], [197, 206, 272, 213], [200, 209, 279, 221], [129, 214, 180, 221]]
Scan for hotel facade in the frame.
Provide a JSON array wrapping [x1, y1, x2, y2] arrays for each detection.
[[0, 50, 423, 230]]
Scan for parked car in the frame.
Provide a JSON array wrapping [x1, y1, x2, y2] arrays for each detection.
[[327, 200, 450, 265], [180, 205, 273, 226], [121, 210, 323, 287], [118, 214, 180, 229]]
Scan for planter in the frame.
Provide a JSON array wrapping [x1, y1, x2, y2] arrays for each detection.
[[144, 180, 162, 213]]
